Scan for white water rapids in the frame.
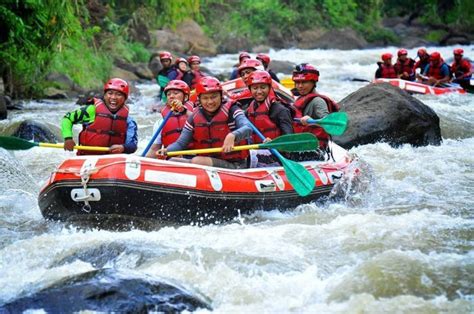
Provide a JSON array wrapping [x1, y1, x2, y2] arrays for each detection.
[[0, 45, 473, 312]]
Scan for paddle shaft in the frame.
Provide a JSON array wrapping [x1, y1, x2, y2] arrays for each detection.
[[166, 138, 314, 156], [141, 111, 173, 157], [39, 143, 110, 151]]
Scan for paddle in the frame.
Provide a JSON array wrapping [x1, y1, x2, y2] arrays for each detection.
[[0, 136, 110, 152], [157, 75, 170, 102], [167, 133, 319, 156], [280, 77, 294, 89], [248, 123, 315, 197], [294, 112, 348, 136], [141, 110, 173, 157]]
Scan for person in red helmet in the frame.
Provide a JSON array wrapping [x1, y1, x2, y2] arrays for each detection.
[[420, 52, 451, 86], [413, 48, 430, 76], [246, 70, 294, 167], [375, 53, 397, 79], [61, 78, 138, 155], [230, 51, 252, 80], [174, 57, 189, 81], [256, 53, 280, 83], [147, 80, 195, 158], [292, 64, 340, 151], [157, 51, 178, 102], [182, 55, 207, 89], [232, 59, 265, 111], [162, 77, 252, 169], [451, 48, 472, 89], [394, 49, 415, 81]]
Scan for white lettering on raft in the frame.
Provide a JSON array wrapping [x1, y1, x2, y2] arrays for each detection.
[[144, 170, 197, 187]]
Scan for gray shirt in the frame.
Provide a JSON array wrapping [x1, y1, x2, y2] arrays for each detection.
[[303, 97, 329, 119]]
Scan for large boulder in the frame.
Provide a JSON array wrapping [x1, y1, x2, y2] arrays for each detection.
[[150, 29, 190, 53], [0, 269, 212, 313], [333, 83, 442, 148], [308, 28, 368, 50], [175, 19, 217, 56], [11, 119, 61, 143]]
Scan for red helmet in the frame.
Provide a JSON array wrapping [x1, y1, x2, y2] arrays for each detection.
[[175, 57, 188, 65], [104, 78, 129, 99], [187, 55, 201, 64], [195, 77, 222, 96], [397, 48, 408, 57], [256, 53, 271, 65], [164, 80, 190, 96], [292, 63, 319, 82], [238, 59, 264, 75], [238, 51, 251, 62], [381, 53, 393, 61], [417, 48, 428, 57], [159, 51, 172, 60], [247, 70, 272, 86], [430, 52, 441, 61], [453, 48, 464, 55]]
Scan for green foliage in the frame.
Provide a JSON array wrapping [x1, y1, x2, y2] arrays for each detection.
[[0, 0, 84, 96], [323, 0, 358, 27], [425, 30, 448, 43], [112, 39, 151, 63]]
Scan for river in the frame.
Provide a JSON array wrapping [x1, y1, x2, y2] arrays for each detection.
[[0, 46, 473, 312]]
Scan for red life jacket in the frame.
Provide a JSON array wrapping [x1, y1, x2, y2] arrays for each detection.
[[78, 98, 128, 155], [190, 70, 205, 89], [379, 64, 397, 78], [413, 59, 429, 72], [192, 101, 248, 161], [246, 95, 281, 144], [395, 58, 415, 77], [427, 60, 449, 80], [175, 70, 185, 81], [160, 101, 194, 147], [292, 93, 340, 148], [451, 59, 472, 78]]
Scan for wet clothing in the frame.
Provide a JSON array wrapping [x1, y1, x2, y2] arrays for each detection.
[[183, 70, 207, 90], [293, 92, 339, 149], [153, 101, 194, 147], [413, 58, 430, 74], [375, 62, 397, 79], [422, 62, 450, 80], [61, 98, 138, 155], [157, 66, 179, 100], [451, 58, 472, 88], [394, 58, 415, 81], [166, 101, 252, 168], [246, 95, 293, 144]]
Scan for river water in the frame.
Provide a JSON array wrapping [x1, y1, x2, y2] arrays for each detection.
[[0, 46, 473, 312]]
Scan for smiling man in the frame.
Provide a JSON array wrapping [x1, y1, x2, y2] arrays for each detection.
[[164, 76, 252, 169], [61, 78, 138, 155]]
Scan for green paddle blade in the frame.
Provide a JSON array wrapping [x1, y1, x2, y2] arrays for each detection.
[[280, 156, 315, 196], [261, 133, 319, 152], [0, 136, 39, 150], [157, 75, 170, 88], [315, 112, 348, 136]]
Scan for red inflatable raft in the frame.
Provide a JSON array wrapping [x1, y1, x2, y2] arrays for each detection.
[[373, 78, 466, 95], [38, 143, 356, 228]]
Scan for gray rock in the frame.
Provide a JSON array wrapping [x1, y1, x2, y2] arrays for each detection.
[[270, 60, 296, 75], [151, 29, 190, 53], [0, 269, 212, 313], [333, 83, 442, 148], [12, 119, 61, 143], [310, 28, 368, 50], [176, 19, 217, 56], [43, 87, 68, 99]]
